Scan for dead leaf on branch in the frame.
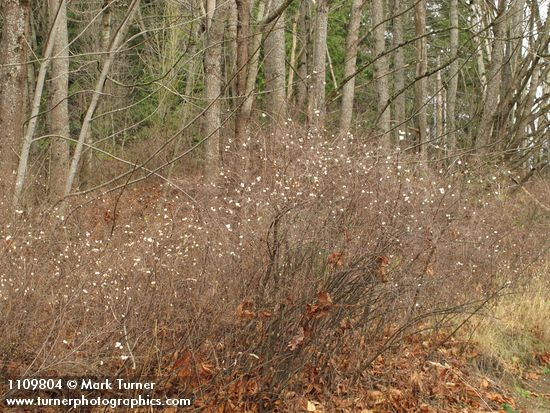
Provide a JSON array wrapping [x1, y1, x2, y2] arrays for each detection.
[[237, 299, 256, 320], [425, 263, 434, 277], [317, 291, 333, 307], [288, 327, 306, 351], [257, 310, 272, 319], [306, 291, 335, 319], [377, 255, 390, 282], [328, 251, 345, 268], [173, 350, 214, 386]]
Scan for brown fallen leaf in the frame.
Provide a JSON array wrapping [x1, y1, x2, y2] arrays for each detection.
[[366, 390, 384, 405], [288, 327, 305, 351]]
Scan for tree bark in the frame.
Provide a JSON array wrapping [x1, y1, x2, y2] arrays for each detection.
[[226, 0, 238, 101], [435, 56, 445, 145], [476, 0, 507, 152], [234, 0, 251, 144], [308, 0, 329, 130], [203, 0, 225, 182], [62, 0, 140, 204], [0, 0, 29, 211], [391, 0, 406, 145], [339, 0, 363, 134], [446, 0, 459, 157], [48, 0, 71, 202], [295, 0, 309, 111], [372, 0, 390, 150], [81, 0, 112, 188], [14, 0, 61, 209], [241, 0, 265, 121], [264, 0, 287, 126], [414, 0, 428, 163], [287, 6, 300, 102], [470, 0, 487, 98]]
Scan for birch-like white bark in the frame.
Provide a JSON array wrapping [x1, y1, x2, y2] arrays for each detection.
[[62, 0, 140, 204], [13, 1, 64, 208]]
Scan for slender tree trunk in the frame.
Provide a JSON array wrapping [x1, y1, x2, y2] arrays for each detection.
[[476, 0, 507, 152], [14, 1, 62, 209], [226, 0, 238, 101], [164, 0, 201, 189], [62, 0, 140, 204], [287, 7, 300, 102], [391, 0, 406, 145], [414, 0, 428, 164], [241, 0, 265, 121], [340, 0, 363, 134], [372, 0, 390, 150], [513, 65, 540, 151], [203, 0, 225, 182], [48, 0, 71, 202], [447, 0, 459, 157], [508, 0, 525, 79], [495, 0, 525, 151], [0, 0, 29, 211], [308, 0, 328, 130], [234, 0, 251, 144], [295, 0, 309, 111], [264, 0, 287, 126], [81, 0, 112, 188], [435, 56, 445, 144], [470, 0, 487, 98]]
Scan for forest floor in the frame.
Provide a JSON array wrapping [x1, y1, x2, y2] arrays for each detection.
[[271, 330, 550, 413], [1, 155, 549, 412]]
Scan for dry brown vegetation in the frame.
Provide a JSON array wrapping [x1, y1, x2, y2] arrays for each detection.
[[1, 129, 549, 412]]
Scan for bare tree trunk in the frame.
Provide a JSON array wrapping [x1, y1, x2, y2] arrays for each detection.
[[470, 0, 487, 98], [476, 0, 507, 152], [414, 0, 428, 164], [226, 0, 238, 100], [495, 0, 525, 151], [295, 0, 309, 111], [446, 0, 459, 157], [48, 0, 71, 202], [164, 0, 201, 189], [287, 7, 300, 102], [513, 65, 540, 150], [435, 56, 445, 144], [508, 0, 525, 79], [264, 0, 287, 126], [203, 0, 225, 182], [339, 0, 363, 134], [0, 0, 29, 210], [62, 0, 140, 204], [81, 0, 112, 188], [372, 0, 390, 150], [14, 1, 62, 209], [391, 0, 406, 145], [234, 0, 251, 144], [241, 0, 265, 121], [308, 0, 328, 130]]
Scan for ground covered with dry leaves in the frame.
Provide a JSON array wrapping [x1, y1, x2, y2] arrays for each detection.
[[1, 135, 549, 412]]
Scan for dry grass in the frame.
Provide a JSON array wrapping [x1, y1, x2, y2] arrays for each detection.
[[470, 262, 550, 373]]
